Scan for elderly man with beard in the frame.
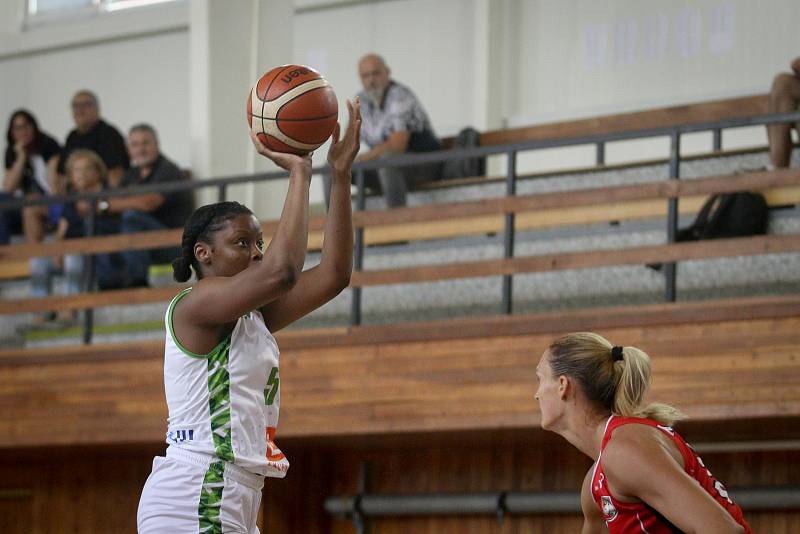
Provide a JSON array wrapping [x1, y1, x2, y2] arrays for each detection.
[[325, 54, 441, 209]]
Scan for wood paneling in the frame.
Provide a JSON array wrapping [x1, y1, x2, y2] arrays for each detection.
[[1, 440, 796, 534], [351, 234, 800, 287], [477, 95, 769, 146], [1, 300, 799, 448]]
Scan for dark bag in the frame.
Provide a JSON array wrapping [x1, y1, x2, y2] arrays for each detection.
[[648, 191, 768, 271], [442, 127, 485, 179], [677, 192, 768, 242]]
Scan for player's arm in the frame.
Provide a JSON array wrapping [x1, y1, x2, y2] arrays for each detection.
[[260, 98, 361, 332], [602, 428, 745, 534], [580, 468, 605, 534], [177, 144, 312, 330]]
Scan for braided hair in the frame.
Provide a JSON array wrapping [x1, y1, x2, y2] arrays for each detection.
[[172, 201, 253, 282]]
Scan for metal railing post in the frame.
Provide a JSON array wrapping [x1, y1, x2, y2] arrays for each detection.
[[665, 131, 681, 302], [218, 184, 227, 202], [501, 150, 517, 315], [82, 202, 97, 345], [350, 168, 366, 326], [596, 141, 605, 166], [712, 128, 722, 152]]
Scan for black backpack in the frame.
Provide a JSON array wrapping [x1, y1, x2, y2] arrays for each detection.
[[442, 127, 485, 179], [677, 192, 768, 242]]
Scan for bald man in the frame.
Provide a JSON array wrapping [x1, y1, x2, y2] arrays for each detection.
[[326, 54, 441, 208], [58, 90, 129, 188]]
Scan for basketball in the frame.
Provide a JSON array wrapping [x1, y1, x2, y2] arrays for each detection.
[[247, 64, 338, 155]]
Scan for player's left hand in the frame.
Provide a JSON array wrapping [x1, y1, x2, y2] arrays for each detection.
[[327, 97, 362, 175]]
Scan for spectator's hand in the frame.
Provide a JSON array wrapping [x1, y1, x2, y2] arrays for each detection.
[[13, 142, 26, 161], [327, 98, 362, 176], [249, 131, 312, 175], [792, 57, 800, 78], [52, 255, 63, 271]]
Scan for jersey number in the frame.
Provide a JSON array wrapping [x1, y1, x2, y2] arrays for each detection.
[[264, 367, 279, 406]]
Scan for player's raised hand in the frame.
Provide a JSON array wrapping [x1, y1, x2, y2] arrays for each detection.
[[250, 131, 312, 175], [327, 97, 362, 175]]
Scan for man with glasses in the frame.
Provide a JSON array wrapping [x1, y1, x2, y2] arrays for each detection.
[[58, 90, 129, 188]]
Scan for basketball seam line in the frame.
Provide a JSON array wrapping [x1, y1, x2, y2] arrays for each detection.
[[261, 65, 294, 101], [263, 76, 325, 104], [250, 113, 338, 122]]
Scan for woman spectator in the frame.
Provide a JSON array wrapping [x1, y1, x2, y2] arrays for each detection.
[[2, 110, 62, 245]]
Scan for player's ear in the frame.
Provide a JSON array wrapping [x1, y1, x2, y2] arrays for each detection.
[[557, 375, 570, 401], [194, 241, 212, 266]]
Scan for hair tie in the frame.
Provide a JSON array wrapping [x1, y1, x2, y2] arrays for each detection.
[[611, 346, 624, 362]]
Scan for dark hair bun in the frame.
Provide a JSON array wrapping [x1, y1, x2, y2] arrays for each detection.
[[172, 256, 192, 283]]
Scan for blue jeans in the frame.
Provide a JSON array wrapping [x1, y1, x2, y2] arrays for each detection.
[[30, 254, 85, 298], [92, 216, 125, 290], [120, 210, 179, 285]]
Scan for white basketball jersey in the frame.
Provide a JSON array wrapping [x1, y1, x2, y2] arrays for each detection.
[[162, 288, 289, 478]]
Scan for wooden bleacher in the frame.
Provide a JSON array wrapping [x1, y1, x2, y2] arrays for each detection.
[[0, 168, 798, 315]]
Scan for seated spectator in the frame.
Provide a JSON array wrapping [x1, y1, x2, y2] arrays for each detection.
[[99, 123, 193, 288], [31, 150, 123, 322], [2, 109, 61, 245], [324, 54, 441, 208], [766, 56, 800, 168], [59, 90, 129, 188]]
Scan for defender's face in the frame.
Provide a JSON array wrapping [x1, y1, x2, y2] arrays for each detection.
[[535, 350, 564, 431]]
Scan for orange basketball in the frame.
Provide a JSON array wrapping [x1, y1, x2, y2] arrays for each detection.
[[247, 64, 338, 155]]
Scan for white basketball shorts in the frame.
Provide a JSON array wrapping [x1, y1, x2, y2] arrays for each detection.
[[137, 446, 264, 534]]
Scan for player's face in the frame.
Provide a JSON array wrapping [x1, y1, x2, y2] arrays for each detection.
[[128, 130, 159, 168], [534, 350, 563, 431], [206, 214, 265, 278]]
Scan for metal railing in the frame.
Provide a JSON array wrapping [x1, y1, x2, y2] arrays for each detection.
[[2, 110, 799, 343]]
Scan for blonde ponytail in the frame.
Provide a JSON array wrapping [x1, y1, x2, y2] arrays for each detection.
[[612, 346, 686, 426], [548, 333, 686, 426]]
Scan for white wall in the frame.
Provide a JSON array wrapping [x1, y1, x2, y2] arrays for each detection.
[[293, 0, 483, 138], [513, 0, 800, 123]]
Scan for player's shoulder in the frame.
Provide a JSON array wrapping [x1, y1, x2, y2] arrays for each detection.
[[604, 424, 665, 470]]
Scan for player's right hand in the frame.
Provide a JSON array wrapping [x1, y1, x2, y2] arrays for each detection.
[[249, 131, 312, 176]]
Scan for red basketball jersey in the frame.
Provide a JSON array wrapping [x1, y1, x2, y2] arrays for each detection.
[[590, 415, 752, 533]]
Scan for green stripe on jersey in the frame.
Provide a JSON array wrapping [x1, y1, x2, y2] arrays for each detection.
[[198, 461, 224, 533], [208, 337, 234, 462]]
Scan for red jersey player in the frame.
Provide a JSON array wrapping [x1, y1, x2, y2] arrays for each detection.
[[534, 332, 751, 534]]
